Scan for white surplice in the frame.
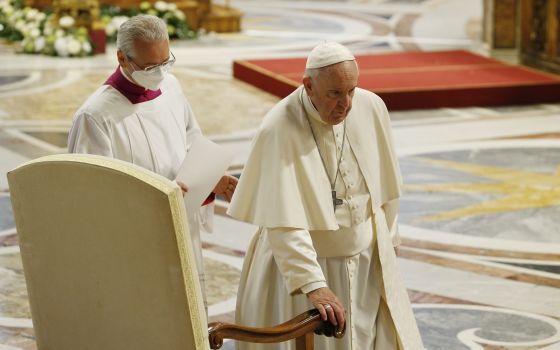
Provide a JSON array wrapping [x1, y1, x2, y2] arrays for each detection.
[[68, 72, 200, 180], [228, 86, 424, 349], [67, 72, 211, 309]]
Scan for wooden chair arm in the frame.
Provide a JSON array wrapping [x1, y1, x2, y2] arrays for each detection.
[[208, 309, 345, 349]]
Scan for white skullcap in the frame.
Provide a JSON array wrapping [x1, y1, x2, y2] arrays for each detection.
[[305, 41, 355, 69]]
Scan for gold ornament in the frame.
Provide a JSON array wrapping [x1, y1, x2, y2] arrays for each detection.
[[52, 0, 100, 28]]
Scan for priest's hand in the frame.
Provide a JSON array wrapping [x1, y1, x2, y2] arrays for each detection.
[[307, 287, 345, 332], [177, 181, 189, 196], [213, 174, 238, 202]]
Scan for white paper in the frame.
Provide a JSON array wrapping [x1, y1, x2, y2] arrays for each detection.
[[176, 135, 234, 215]]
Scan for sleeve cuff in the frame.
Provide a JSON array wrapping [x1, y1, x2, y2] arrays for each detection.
[[202, 192, 215, 206], [300, 281, 327, 294]]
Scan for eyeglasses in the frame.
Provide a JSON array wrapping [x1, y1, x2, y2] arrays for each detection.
[[128, 51, 176, 72]]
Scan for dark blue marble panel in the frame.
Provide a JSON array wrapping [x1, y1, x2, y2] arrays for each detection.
[[399, 191, 498, 225], [415, 307, 558, 350], [498, 262, 560, 275], [400, 156, 495, 185], [0, 75, 28, 86], [415, 148, 560, 174], [398, 148, 560, 242]]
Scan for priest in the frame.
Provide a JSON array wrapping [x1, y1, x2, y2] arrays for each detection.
[[67, 15, 237, 309], [228, 42, 424, 349]]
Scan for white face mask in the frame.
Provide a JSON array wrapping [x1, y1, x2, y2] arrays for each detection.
[[131, 66, 168, 91]]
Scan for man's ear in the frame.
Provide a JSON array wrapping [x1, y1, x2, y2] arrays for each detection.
[[303, 76, 313, 97], [116, 49, 127, 67]]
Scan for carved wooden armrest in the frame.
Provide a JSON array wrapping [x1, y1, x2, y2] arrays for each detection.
[[208, 309, 345, 349]]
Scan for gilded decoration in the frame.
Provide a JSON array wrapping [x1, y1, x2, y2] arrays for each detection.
[[52, 0, 100, 28], [25, 0, 242, 32], [530, 0, 547, 53], [493, 0, 517, 48]]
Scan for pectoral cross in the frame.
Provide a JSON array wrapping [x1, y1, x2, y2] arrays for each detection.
[[332, 190, 343, 212]]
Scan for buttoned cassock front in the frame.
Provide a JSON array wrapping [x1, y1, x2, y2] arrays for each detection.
[[228, 86, 424, 349]]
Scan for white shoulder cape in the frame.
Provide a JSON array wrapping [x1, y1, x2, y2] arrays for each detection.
[[228, 86, 402, 231]]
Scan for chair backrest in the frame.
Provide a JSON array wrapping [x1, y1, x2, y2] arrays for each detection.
[[8, 154, 209, 350]]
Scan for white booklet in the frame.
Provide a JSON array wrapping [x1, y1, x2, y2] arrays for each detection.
[[176, 135, 234, 215]]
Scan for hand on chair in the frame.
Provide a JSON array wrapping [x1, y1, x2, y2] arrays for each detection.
[[307, 287, 346, 333]]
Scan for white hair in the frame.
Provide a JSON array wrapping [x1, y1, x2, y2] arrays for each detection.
[[303, 67, 322, 79], [116, 15, 169, 58]]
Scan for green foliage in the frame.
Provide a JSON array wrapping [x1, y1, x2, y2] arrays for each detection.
[[100, 1, 196, 42], [0, 0, 24, 41], [0, 20, 24, 41], [0, 0, 93, 57], [0, 0, 194, 57]]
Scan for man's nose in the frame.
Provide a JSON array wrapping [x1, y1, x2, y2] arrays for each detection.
[[338, 95, 350, 109]]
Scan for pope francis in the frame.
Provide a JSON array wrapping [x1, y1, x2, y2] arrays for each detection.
[[227, 42, 424, 349]]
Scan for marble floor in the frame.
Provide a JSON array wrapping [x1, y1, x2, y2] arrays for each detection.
[[1, 0, 560, 349]]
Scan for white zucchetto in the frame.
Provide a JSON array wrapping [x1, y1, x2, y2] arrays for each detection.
[[305, 41, 356, 69]]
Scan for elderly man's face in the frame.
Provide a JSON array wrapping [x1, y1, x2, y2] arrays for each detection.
[[117, 39, 170, 77], [303, 61, 359, 125]]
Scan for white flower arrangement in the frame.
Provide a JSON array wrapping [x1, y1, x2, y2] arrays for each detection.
[[154, 1, 168, 12], [82, 40, 91, 53], [0, 2, 93, 57], [53, 36, 68, 56], [34, 35, 44, 50], [1, 5, 13, 16], [101, 1, 195, 41], [29, 26, 39, 37], [67, 37, 82, 55], [174, 9, 185, 20], [104, 15, 129, 37], [25, 8, 38, 20], [47, 26, 92, 56], [1, 0, 194, 57], [58, 15, 75, 28]]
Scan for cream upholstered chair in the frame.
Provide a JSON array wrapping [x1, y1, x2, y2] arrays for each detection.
[[8, 154, 343, 350]]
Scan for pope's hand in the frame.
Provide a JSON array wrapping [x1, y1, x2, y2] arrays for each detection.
[[177, 181, 188, 196], [213, 175, 238, 202], [306, 287, 345, 332]]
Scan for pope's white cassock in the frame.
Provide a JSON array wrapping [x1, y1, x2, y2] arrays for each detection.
[[227, 84, 425, 349], [67, 67, 212, 308]]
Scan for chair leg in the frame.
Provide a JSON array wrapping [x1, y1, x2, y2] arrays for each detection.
[[295, 332, 314, 350]]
